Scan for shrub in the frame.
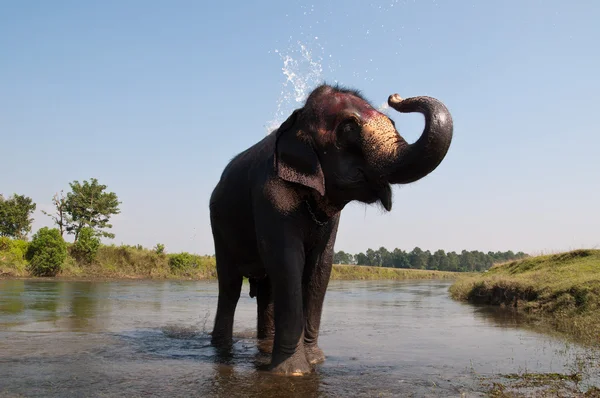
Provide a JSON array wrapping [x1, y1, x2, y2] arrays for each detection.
[[154, 243, 165, 255], [168, 252, 201, 271], [25, 227, 67, 276], [0, 236, 29, 260], [70, 227, 100, 264]]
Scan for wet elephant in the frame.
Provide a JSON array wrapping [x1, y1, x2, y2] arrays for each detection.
[[208, 84, 453, 375]]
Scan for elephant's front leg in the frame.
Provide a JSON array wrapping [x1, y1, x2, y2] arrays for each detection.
[[303, 216, 339, 365], [258, 226, 311, 375], [255, 277, 275, 354]]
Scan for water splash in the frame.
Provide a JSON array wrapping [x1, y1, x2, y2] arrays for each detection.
[[265, 40, 328, 133], [263, 0, 422, 133]]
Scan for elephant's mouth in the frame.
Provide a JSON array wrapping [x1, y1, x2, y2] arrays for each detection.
[[331, 171, 392, 211], [374, 183, 392, 212]]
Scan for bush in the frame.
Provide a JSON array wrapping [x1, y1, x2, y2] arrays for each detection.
[[168, 252, 202, 271], [25, 227, 67, 276], [70, 227, 100, 264], [0, 237, 29, 262], [154, 243, 165, 255]]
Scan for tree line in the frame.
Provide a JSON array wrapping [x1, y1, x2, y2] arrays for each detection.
[[0, 178, 120, 242], [334, 247, 528, 272], [2, 178, 527, 275]]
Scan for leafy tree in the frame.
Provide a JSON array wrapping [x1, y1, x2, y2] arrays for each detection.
[[434, 249, 449, 271], [391, 248, 410, 268], [378, 247, 394, 267], [355, 252, 368, 266], [366, 248, 380, 266], [0, 194, 37, 240], [334, 250, 353, 264], [64, 178, 121, 240], [41, 190, 71, 237], [409, 247, 427, 269], [460, 250, 475, 272], [25, 227, 67, 276], [447, 251, 460, 271]]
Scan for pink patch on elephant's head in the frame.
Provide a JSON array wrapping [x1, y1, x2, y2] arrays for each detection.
[[303, 86, 399, 164]]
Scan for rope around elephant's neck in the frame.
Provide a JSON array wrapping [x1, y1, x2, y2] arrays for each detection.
[[304, 199, 330, 226]]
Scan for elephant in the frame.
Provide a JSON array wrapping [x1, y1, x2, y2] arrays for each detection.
[[208, 83, 453, 375]]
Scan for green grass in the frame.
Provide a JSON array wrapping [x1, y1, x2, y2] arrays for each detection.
[[449, 249, 600, 346], [1, 239, 466, 281], [1, 243, 218, 280], [330, 263, 467, 280]]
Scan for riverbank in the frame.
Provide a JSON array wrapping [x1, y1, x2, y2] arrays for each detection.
[[1, 243, 466, 281], [449, 249, 600, 347]]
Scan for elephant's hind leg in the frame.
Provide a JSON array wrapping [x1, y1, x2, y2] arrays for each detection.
[[210, 231, 243, 349]]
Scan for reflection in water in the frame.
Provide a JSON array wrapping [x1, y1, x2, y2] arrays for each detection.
[[0, 279, 597, 397], [65, 282, 101, 330], [0, 280, 26, 315]]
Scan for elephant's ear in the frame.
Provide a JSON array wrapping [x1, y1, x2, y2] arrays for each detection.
[[274, 109, 326, 196]]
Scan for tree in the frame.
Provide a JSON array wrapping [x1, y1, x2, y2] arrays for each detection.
[[447, 251, 460, 271], [64, 178, 121, 240], [0, 193, 37, 240], [355, 252, 368, 266], [434, 249, 449, 271], [41, 190, 71, 237], [459, 250, 475, 272], [409, 247, 428, 269], [378, 247, 394, 267], [366, 248, 380, 266], [391, 248, 410, 268], [334, 250, 353, 265]]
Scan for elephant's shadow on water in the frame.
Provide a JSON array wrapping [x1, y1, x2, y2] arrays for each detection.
[[204, 361, 324, 398], [201, 336, 325, 397]]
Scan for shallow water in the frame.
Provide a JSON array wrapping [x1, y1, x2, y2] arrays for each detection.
[[0, 279, 597, 397]]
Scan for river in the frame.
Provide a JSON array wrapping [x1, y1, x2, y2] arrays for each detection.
[[0, 279, 597, 397]]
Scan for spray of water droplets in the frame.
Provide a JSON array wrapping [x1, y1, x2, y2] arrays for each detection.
[[265, 40, 331, 133], [264, 3, 345, 133], [263, 0, 428, 133]]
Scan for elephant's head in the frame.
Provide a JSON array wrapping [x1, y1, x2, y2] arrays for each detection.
[[274, 84, 453, 212]]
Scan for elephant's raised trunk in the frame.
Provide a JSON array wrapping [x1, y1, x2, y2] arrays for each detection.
[[385, 94, 453, 184]]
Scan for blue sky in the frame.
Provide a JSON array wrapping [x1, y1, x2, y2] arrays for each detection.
[[1, 1, 599, 255]]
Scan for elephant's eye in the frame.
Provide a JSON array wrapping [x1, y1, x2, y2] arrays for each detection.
[[339, 119, 357, 133], [337, 119, 362, 153]]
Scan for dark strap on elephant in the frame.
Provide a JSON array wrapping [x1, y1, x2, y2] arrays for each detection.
[[304, 198, 331, 226]]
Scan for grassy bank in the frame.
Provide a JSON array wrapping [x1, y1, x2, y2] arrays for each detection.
[[331, 263, 464, 280], [1, 241, 466, 281], [449, 249, 600, 346], [0, 243, 217, 280]]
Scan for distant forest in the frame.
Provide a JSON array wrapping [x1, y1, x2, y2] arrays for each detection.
[[334, 247, 528, 272]]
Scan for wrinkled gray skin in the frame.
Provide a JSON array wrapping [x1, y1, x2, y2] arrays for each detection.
[[208, 84, 453, 375]]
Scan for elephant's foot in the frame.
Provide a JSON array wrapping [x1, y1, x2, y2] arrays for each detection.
[[304, 344, 325, 365], [270, 349, 313, 376], [257, 338, 274, 354], [210, 332, 233, 348]]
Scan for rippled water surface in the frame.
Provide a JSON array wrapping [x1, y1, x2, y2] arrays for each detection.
[[0, 279, 597, 397]]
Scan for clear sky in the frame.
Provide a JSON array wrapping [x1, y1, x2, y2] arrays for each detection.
[[1, 1, 599, 256]]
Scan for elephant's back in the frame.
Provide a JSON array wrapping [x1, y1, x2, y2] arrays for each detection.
[[209, 132, 276, 213]]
